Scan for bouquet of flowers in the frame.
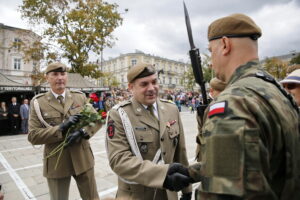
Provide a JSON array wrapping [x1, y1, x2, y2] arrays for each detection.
[[98, 109, 107, 124], [46, 103, 101, 169]]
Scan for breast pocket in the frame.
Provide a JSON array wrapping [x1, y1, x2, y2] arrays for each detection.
[[69, 106, 83, 115], [135, 130, 154, 155], [43, 111, 62, 126], [168, 127, 180, 147]]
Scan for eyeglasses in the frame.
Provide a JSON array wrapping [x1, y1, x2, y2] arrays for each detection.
[[283, 83, 299, 90]]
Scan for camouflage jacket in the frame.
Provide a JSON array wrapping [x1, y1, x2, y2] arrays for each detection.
[[189, 60, 300, 199]]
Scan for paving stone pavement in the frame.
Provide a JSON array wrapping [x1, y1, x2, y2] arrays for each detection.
[[0, 111, 199, 200]]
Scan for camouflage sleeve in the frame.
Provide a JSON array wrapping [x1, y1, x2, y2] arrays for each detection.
[[191, 87, 274, 198], [106, 108, 169, 188]]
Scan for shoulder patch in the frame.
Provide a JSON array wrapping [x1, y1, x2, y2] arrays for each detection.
[[208, 101, 227, 118], [119, 100, 132, 107], [160, 99, 175, 104], [111, 100, 131, 110]]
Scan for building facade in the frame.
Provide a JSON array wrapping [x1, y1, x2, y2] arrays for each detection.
[[0, 23, 41, 85], [99, 50, 188, 91]]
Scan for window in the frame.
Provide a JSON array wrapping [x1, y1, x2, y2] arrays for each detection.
[[14, 38, 22, 50], [176, 78, 178, 84], [14, 58, 21, 70], [169, 77, 172, 84], [163, 77, 165, 84], [131, 59, 137, 66]]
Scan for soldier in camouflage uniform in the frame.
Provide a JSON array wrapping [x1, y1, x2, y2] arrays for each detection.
[[171, 13, 300, 199]]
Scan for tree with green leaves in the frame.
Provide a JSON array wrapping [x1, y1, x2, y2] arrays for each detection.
[[181, 53, 213, 91], [264, 57, 288, 80], [20, 0, 124, 79], [181, 65, 196, 91], [290, 53, 300, 65], [102, 72, 120, 88]]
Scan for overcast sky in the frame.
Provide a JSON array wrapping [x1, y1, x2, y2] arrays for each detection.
[[1, 0, 300, 63]]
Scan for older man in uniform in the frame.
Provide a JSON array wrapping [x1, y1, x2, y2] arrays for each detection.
[[28, 63, 102, 200], [105, 63, 192, 200], [171, 13, 300, 199]]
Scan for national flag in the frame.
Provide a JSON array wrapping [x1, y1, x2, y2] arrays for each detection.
[[208, 101, 226, 117]]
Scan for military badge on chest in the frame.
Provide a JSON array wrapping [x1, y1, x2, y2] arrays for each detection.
[[166, 120, 178, 147], [140, 143, 148, 153], [107, 120, 115, 139]]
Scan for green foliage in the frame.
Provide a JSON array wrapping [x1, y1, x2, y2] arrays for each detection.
[[181, 65, 196, 91], [181, 53, 212, 91], [264, 57, 288, 80], [20, 0, 124, 78], [202, 53, 214, 82], [70, 63, 103, 79], [102, 72, 120, 87], [290, 53, 300, 65]]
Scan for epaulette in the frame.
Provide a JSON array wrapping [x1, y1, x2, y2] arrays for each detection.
[[32, 93, 45, 100], [112, 100, 132, 110], [71, 90, 84, 94], [160, 99, 175, 104]]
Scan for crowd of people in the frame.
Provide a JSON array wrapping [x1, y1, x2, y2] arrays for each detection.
[[0, 97, 30, 135]]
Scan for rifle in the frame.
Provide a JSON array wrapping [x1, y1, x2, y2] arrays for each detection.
[[183, 2, 209, 118]]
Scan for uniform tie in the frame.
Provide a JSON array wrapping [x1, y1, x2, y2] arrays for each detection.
[[147, 104, 157, 119], [57, 95, 65, 107]]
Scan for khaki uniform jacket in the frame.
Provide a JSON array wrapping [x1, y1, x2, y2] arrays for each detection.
[[189, 61, 300, 199], [28, 90, 102, 178], [106, 98, 192, 200]]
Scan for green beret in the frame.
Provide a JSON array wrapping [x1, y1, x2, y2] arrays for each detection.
[[127, 63, 156, 83], [208, 13, 262, 41], [210, 77, 227, 91], [45, 62, 67, 74]]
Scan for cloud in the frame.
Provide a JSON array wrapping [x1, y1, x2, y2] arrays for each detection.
[[103, 0, 300, 62], [1, 0, 300, 62]]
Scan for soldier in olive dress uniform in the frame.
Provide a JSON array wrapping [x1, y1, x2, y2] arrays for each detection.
[[106, 63, 192, 200], [28, 63, 102, 200]]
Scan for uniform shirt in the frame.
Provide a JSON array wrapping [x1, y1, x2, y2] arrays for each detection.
[[51, 89, 66, 100], [189, 60, 300, 199], [142, 102, 159, 119]]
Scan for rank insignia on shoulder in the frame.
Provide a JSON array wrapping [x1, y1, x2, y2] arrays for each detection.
[[208, 101, 227, 118], [107, 120, 115, 139]]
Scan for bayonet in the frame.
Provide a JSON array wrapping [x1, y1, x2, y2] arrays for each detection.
[[183, 1, 208, 106]]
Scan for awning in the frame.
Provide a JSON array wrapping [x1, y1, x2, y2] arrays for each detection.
[[0, 72, 33, 93], [40, 73, 109, 92]]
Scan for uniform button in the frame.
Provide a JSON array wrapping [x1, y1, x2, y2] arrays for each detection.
[[161, 137, 164, 141], [163, 152, 166, 155]]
